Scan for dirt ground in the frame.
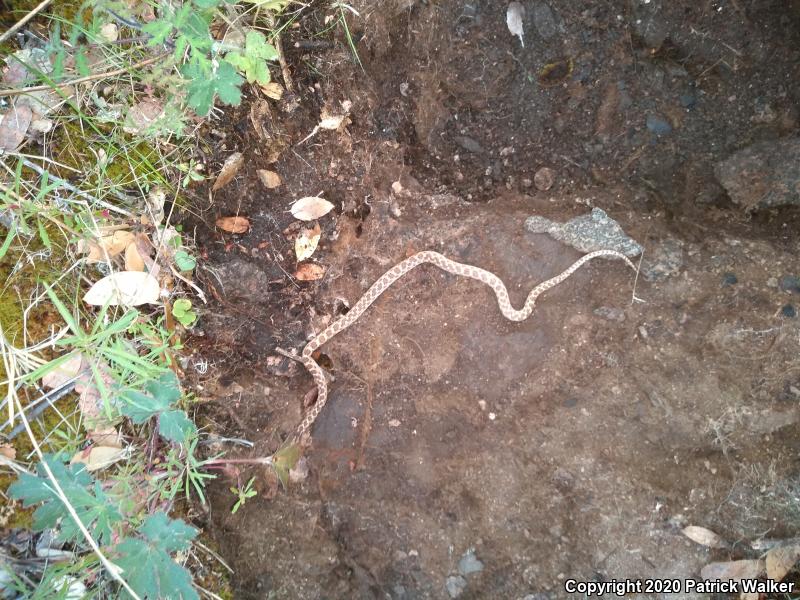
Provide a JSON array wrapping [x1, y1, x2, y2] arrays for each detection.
[[181, 1, 800, 598]]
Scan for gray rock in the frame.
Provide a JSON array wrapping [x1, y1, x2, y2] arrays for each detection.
[[593, 306, 626, 322], [532, 2, 558, 39], [715, 137, 800, 209], [445, 575, 468, 598], [525, 208, 643, 257], [458, 549, 485, 575], [646, 114, 672, 135], [453, 135, 485, 155], [641, 238, 684, 281], [779, 275, 800, 294]]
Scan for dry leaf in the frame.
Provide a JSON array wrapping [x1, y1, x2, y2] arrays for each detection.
[[42, 353, 84, 390], [766, 544, 800, 581], [70, 445, 126, 472], [30, 117, 53, 133], [318, 114, 345, 130], [144, 188, 166, 225], [295, 224, 321, 261], [257, 169, 282, 189], [123, 99, 164, 135], [83, 271, 160, 306], [89, 427, 123, 449], [507, 2, 525, 47], [0, 105, 32, 151], [682, 526, 727, 549], [80, 230, 136, 262], [290, 197, 334, 221], [212, 152, 244, 191], [700, 559, 764, 582], [295, 262, 326, 281], [216, 216, 250, 234], [261, 82, 284, 100], [100, 23, 119, 42], [0, 444, 16, 460], [124, 242, 145, 272]]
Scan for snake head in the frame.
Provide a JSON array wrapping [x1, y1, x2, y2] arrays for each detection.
[[272, 443, 302, 488]]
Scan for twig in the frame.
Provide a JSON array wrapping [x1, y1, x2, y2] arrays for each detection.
[[3, 380, 78, 439], [269, 16, 295, 94], [0, 0, 53, 45], [0, 52, 169, 98]]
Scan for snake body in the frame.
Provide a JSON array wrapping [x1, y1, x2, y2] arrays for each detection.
[[294, 249, 635, 439]]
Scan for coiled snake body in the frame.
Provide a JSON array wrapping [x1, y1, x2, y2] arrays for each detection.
[[293, 249, 635, 440]]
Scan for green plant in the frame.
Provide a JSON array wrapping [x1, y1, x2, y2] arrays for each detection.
[[229, 476, 257, 513], [172, 298, 198, 327]]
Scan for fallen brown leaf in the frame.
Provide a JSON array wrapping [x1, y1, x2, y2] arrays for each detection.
[[124, 242, 146, 272], [216, 216, 250, 234], [295, 262, 326, 281], [700, 559, 764, 582], [295, 223, 321, 261], [682, 525, 727, 549], [212, 152, 244, 191], [0, 444, 16, 460], [83, 271, 160, 306], [257, 169, 282, 189], [766, 544, 800, 581], [290, 197, 334, 221], [0, 105, 32, 151], [42, 353, 84, 390], [70, 445, 127, 472], [88, 427, 123, 449], [261, 82, 284, 100]]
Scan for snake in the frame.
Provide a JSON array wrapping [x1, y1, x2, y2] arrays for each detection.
[[292, 249, 636, 440]]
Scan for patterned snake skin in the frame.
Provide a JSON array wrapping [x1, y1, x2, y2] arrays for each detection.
[[293, 249, 636, 440]]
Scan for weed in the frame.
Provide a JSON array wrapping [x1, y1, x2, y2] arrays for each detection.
[[229, 476, 257, 514]]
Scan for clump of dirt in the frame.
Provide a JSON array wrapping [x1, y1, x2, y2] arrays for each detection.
[[181, 1, 800, 597]]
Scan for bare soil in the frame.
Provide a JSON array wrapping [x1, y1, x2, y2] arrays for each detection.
[[181, 1, 800, 598]]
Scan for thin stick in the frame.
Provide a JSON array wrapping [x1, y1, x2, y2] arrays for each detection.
[[0, 0, 53, 45], [0, 52, 169, 98]]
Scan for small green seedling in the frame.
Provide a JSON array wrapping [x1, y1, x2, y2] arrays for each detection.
[[230, 477, 257, 514], [172, 298, 198, 327]]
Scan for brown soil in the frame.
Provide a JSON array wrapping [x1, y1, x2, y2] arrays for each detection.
[[181, 1, 800, 598]]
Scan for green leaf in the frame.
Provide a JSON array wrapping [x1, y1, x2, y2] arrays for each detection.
[[172, 298, 197, 327], [272, 443, 300, 488], [116, 512, 199, 600], [119, 371, 181, 423], [8, 456, 123, 545], [142, 19, 174, 46], [173, 249, 196, 272], [75, 47, 90, 76], [0, 223, 16, 261], [158, 409, 197, 443], [214, 60, 244, 106], [225, 30, 277, 85]]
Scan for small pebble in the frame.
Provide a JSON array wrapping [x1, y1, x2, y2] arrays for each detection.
[[445, 575, 468, 598], [722, 272, 738, 286], [679, 90, 697, 109], [646, 114, 672, 135], [458, 550, 485, 576], [562, 397, 578, 408], [779, 275, 800, 294], [534, 167, 556, 191], [781, 304, 796, 318]]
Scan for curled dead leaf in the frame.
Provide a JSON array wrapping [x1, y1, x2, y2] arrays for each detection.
[[89, 427, 123, 449], [124, 242, 146, 272], [507, 2, 525, 47], [700, 559, 764, 582], [83, 271, 161, 306], [0, 105, 32, 151], [216, 216, 250, 234], [682, 525, 727, 549], [318, 114, 345, 130], [257, 169, 282, 189], [70, 445, 127, 472], [0, 444, 16, 460], [79, 230, 135, 262], [290, 197, 334, 221], [295, 262, 326, 281], [295, 223, 321, 261], [212, 152, 244, 192], [123, 99, 165, 135], [261, 82, 284, 100], [41, 353, 84, 390], [766, 544, 800, 581]]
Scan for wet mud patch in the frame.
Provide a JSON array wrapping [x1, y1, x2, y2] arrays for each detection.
[[180, 1, 800, 597]]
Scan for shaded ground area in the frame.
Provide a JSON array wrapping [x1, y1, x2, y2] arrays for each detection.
[[180, 1, 800, 597]]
